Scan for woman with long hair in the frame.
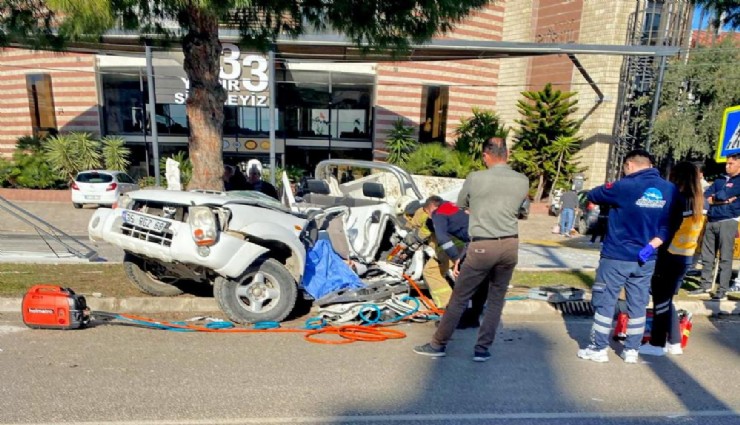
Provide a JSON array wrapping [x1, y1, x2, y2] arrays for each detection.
[[640, 161, 705, 356]]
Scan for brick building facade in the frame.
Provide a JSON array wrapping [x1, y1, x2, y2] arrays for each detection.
[[0, 49, 100, 156], [0, 1, 693, 188]]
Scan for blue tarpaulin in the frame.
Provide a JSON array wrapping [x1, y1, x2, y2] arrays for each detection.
[[302, 239, 365, 299]]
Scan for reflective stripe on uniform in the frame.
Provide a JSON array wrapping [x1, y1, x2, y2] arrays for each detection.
[[594, 312, 611, 327], [627, 316, 646, 325], [440, 241, 456, 250], [626, 326, 645, 335], [654, 300, 671, 315], [592, 323, 612, 335]]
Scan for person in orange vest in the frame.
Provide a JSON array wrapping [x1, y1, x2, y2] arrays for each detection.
[[640, 161, 704, 356]]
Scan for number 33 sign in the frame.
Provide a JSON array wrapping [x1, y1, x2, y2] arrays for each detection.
[[219, 43, 269, 92]]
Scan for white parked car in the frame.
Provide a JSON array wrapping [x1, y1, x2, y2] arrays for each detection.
[[71, 170, 139, 209]]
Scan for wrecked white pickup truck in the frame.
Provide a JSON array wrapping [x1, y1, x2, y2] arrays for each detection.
[[88, 160, 440, 323]]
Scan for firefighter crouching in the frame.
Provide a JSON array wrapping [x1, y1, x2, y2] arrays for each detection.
[[403, 195, 486, 328]]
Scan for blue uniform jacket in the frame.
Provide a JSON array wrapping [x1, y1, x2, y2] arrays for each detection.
[[705, 174, 740, 222], [587, 168, 679, 262], [430, 202, 470, 260]]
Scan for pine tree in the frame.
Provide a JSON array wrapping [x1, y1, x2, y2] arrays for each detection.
[[510, 83, 581, 202]]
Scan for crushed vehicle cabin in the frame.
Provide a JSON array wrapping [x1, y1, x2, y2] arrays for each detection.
[[88, 160, 453, 324]]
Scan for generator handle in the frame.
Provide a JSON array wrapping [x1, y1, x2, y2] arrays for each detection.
[[28, 285, 67, 294]]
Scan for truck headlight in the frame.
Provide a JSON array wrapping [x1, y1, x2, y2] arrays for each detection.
[[188, 206, 217, 246]]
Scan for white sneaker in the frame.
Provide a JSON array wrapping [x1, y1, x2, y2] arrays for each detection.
[[621, 349, 639, 364], [665, 343, 684, 355], [638, 344, 666, 357], [729, 285, 740, 293], [577, 346, 609, 363]]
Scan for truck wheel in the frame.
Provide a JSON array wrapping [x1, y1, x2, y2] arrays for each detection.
[[73, 203, 82, 209], [578, 218, 589, 235], [123, 252, 184, 297], [214, 258, 297, 324]]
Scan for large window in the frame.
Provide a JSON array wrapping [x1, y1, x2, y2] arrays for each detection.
[[152, 104, 188, 135], [102, 73, 146, 135], [224, 106, 280, 136], [26, 74, 57, 137], [277, 70, 372, 140]]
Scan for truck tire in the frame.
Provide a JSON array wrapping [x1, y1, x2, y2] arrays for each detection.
[[214, 258, 297, 324], [577, 218, 589, 235], [123, 252, 184, 297]]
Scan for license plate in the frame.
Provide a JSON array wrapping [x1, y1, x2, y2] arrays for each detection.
[[122, 211, 170, 232], [85, 195, 100, 200]]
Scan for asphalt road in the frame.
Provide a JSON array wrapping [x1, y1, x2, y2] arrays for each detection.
[[1, 313, 738, 425]]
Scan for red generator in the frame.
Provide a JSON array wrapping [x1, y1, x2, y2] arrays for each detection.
[[22, 285, 90, 330]]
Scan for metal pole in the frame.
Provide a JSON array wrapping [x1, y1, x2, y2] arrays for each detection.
[[139, 68, 149, 175], [646, 55, 667, 152], [145, 44, 161, 187], [268, 49, 276, 186]]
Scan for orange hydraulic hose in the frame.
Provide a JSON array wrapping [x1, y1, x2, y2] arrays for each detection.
[[115, 313, 408, 344], [402, 274, 446, 316]]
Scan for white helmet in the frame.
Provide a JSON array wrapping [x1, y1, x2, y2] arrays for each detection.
[[246, 159, 263, 176]]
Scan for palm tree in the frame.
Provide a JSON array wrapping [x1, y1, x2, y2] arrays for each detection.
[[385, 119, 417, 165], [547, 136, 581, 199], [454, 108, 509, 162], [101, 136, 131, 171], [694, 0, 740, 39]]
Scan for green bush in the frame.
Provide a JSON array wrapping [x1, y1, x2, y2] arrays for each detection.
[[8, 150, 65, 189], [385, 119, 417, 165], [137, 176, 156, 188], [0, 156, 12, 187], [404, 143, 454, 176], [454, 108, 508, 162]]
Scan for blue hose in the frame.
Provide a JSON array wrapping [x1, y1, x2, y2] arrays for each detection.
[[252, 321, 280, 330], [304, 317, 327, 330]]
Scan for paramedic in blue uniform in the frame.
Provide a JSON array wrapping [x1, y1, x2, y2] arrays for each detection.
[[577, 149, 679, 364]]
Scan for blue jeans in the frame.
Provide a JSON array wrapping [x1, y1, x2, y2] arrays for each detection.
[[589, 258, 655, 350], [560, 208, 575, 235]]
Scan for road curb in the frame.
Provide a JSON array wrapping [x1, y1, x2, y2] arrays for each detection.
[[1, 296, 737, 316]]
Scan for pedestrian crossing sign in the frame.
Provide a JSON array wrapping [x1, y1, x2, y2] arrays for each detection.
[[716, 105, 740, 163]]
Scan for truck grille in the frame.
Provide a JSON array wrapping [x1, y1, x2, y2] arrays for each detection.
[[121, 223, 173, 247]]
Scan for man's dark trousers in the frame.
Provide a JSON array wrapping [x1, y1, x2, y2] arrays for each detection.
[[431, 238, 518, 353], [700, 220, 737, 295]]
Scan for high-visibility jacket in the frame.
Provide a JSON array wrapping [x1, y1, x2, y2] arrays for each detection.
[[667, 212, 705, 257]]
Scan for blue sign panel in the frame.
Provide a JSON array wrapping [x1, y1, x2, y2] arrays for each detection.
[[716, 105, 740, 163]]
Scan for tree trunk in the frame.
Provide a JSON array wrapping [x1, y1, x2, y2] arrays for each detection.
[[181, 6, 226, 190], [550, 154, 563, 200], [534, 173, 545, 203]]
